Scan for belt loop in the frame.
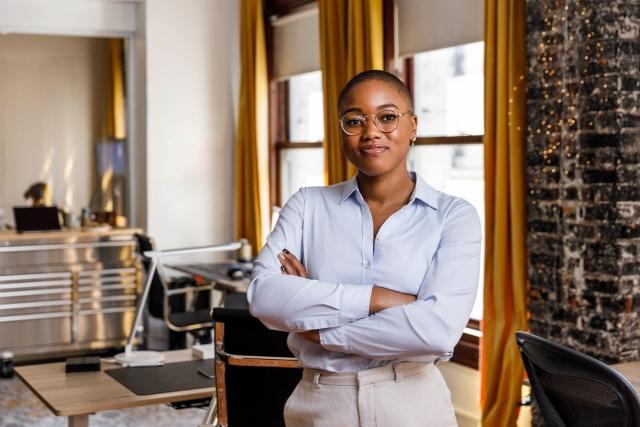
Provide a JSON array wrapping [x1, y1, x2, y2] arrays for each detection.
[[313, 372, 323, 388], [393, 364, 401, 383]]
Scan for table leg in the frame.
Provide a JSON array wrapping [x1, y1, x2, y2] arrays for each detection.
[[68, 414, 89, 427]]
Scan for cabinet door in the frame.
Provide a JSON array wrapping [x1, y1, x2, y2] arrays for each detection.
[[75, 267, 138, 343], [0, 272, 73, 349]]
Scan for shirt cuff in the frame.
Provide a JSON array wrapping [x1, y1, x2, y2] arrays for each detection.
[[319, 326, 348, 353], [340, 284, 372, 322]]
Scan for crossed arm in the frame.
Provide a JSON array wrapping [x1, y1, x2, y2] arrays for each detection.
[[277, 250, 415, 344]]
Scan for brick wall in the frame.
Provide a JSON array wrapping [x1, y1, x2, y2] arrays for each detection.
[[526, 0, 640, 364]]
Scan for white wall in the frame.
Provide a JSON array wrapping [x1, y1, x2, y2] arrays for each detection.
[[439, 362, 532, 427], [145, 0, 239, 250], [129, 0, 147, 232], [0, 0, 137, 37], [439, 362, 481, 426], [0, 35, 108, 224]]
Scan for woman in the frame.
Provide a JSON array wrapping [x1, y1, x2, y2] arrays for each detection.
[[248, 70, 481, 427]]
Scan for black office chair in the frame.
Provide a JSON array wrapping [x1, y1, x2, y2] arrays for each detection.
[[209, 292, 302, 427], [136, 234, 216, 347], [516, 331, 640, 427]]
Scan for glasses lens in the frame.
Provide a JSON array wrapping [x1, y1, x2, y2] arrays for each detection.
[[340, 111, 402, 135], [341, 114, 365, 135], [375, 111, 400, 132]]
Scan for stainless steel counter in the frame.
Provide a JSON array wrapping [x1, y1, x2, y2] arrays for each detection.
[[0, 229, 143, 360]]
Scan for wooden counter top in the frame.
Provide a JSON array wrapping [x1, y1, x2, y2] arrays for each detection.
[[0, 228, 143, 244]]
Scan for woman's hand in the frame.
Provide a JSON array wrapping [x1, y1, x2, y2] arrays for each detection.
[[278, 249, 308, 278], [278, 250, 319, 343], [369, 287, 417, 314], [297, 330, 320, 344]]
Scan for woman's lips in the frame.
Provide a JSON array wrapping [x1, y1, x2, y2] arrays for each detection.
[[359, 144, 389, 155]]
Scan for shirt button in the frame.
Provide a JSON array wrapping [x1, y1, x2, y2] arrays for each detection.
[[364, 261, 371, 268]]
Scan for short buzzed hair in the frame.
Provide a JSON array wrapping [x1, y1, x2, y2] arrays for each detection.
[[338, 70, 413, 113]]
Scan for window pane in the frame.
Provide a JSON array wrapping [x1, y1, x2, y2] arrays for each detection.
[[288, 71, 324, 142], [279, 148, 324, 205], [413, 42, 484, 137], [407, 144, 485, 320]]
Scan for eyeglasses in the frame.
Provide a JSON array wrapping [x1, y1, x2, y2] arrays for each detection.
[[339, 110, 414, 136]]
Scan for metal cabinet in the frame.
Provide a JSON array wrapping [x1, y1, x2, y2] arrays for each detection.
[[0, 229, 142, 360]]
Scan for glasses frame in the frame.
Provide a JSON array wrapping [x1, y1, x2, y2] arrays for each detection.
[[339, 110, 415, 136]]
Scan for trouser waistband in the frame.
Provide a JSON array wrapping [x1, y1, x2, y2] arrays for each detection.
[[302, 362, 433, 387]]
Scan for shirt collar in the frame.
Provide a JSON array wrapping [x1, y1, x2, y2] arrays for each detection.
[[339, 172, 439, 210], [340, 176, 360, 204], [410, 172, 439, 209]]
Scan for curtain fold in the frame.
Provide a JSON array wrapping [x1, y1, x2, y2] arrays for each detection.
[[237, 0, 270, 254], [480, 0, 528, 425], [98, 38, 126, 214], [106, 39, 126, 140], [318, 0, 383, 185]]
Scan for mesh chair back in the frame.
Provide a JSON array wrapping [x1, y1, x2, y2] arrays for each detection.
[[516, 332, 640, 427]]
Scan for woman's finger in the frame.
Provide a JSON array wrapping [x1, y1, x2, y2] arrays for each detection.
[[278, 252, 296, 275], [283, 250, 307, 278]]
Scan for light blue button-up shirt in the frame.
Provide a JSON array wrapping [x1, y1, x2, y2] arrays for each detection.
[[248, 172, 481, 372]]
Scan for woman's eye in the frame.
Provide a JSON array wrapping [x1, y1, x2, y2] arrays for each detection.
[[347, 118, 364, 127], [379, 114, 398, 123]]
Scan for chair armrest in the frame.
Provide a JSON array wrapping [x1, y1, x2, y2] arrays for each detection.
[[215, 344, 299, 368]]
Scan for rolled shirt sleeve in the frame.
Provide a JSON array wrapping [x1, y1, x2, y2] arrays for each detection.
[[248, 188, 373, 332], [319, 200, 481, 359]]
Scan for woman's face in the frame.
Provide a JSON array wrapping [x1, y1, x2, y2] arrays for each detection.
[[339, 80, 417, 178]]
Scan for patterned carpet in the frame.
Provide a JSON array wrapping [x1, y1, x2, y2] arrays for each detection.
[[0, 375, 205, 427]]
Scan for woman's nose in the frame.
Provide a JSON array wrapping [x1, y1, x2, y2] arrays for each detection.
[[361, 117, 380, 138]]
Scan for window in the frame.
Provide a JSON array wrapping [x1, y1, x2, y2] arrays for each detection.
[[276, 71, 325, 206], [413, 42, 484, 137], [266, 1, 324, 207], [406, 41, 485, 321]]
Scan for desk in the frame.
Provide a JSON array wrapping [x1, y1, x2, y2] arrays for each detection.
[[166, 262, 250, 294], [15, 349, 214, 427], [612, 362, 640, 393]]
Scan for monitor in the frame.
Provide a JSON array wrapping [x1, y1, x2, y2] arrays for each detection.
[[13, 206, 62, 232]]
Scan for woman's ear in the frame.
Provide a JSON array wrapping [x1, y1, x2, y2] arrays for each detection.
[[411, 114, 418, 140]]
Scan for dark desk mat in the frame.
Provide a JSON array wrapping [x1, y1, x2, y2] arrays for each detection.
[[105, 360, 214, 395]]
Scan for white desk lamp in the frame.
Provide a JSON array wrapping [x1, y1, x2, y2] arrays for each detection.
[[115, 241, 242, 367]]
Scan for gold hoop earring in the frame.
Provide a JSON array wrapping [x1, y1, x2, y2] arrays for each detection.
[[410, 137, 416, 146]]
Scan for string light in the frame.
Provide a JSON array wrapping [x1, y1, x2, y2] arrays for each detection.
[[534, 0, 598, 183]]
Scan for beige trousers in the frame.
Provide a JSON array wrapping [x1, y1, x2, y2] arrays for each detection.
[[284, 362, 458, 427]]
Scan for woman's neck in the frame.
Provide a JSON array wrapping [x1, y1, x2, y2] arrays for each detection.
[[357, 168, 415, 206]]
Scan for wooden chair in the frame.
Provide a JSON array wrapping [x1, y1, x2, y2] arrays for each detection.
[[207, 293, 301, 427]]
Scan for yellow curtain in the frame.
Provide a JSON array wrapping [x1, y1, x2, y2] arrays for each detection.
[[318, 0, 383, 185], [106, 39, 126, 140], [237, 0, 270, 254], [480, 0, 528, 425], [100, 38, 126, 214]]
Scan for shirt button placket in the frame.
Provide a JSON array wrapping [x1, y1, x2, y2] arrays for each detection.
[[360, 198, 374, 284]]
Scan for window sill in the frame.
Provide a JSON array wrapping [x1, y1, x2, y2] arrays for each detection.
[[450, 319, 480, 370]]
